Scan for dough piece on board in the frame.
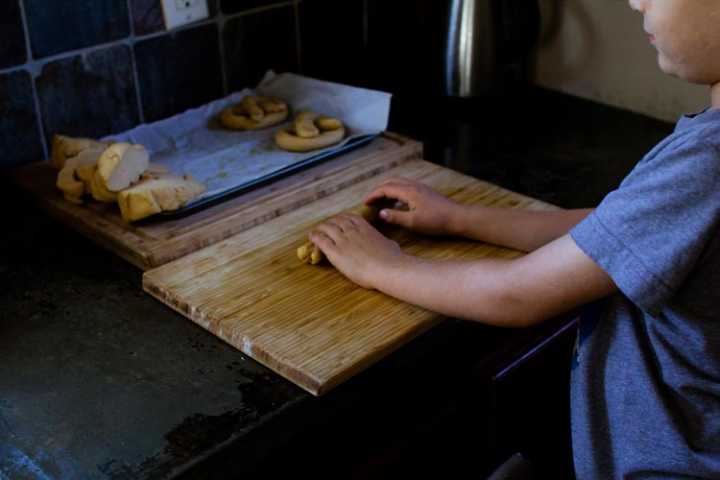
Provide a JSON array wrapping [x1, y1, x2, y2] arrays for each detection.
[[55, 147, 106, 204], [296, 201, 406, 265], [96, 143, 150, 192], [50, 134, 112, 170], [117, 174, 206, 222]]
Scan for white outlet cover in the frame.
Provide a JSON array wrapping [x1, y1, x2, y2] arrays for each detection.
[[161, 0, 209, 30]]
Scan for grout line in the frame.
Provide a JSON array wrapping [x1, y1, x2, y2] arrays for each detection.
[[224, 1, 295, 20], [362, 0, 369, 49], [0, 64, 27, 76], [129, 44, 146, 124], [0, 3, 299, 79], [20, 0, 33, 63], [217, 8, 229, 96], [293, 0, 303, 74], [18, 0, 49, 161], [217, 1, 297, 92], [125, 0, 135, 36], [136, 15, 217, 42], [7, 38, 135, 76], [4, 0, 300, 162], [125, 0, 145, 124], [0, 2, 298, 77]]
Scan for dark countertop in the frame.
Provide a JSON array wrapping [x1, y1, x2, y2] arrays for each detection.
[[0, 87, 675, 480]]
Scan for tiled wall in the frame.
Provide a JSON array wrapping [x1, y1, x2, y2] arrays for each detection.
[[299, 0, 447, 98], [0, 0, 302, 168], [0, 0, 455, 169]]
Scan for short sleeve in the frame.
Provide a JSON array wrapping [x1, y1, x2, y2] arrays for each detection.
[[570, 132, 720, 314]]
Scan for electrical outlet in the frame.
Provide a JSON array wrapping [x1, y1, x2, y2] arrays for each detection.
[[161, 0, 209, 30]]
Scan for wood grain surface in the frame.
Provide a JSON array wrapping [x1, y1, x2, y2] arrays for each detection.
[[11, 133, 422, 270], [143, 159, 561, 396]]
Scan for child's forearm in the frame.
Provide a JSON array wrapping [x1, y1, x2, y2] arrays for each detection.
[[449, 205, 593, 252], [376, 256, 529, 327], [373, 234, 612, 328]]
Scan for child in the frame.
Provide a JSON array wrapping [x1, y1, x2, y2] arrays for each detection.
[[309, 0, 720, 477]]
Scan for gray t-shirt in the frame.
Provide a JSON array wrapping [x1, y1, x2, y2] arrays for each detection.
[[570, 108, 720, 478]]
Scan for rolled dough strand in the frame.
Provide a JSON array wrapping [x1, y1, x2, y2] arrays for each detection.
[[220, 96, 288, 130], [293, 112, 320, 138], [256, 96, 288, 114], [296, 200, 406, 265], [274, 112, 345, 152], [240, 95, 264, 121]]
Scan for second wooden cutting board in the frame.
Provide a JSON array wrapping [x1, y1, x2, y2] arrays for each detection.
[[143, 159, 560, 395]]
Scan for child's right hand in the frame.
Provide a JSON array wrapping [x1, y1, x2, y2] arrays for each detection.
[[364, 177, 463, 236]]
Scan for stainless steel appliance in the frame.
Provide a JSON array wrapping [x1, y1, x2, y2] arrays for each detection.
[[444, 0, 540, 97]]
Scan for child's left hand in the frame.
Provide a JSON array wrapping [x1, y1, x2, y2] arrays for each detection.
[[309, 213, 410, 289]]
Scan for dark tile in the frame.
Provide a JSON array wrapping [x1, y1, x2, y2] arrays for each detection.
[[365, 0, 447, 96], [130, 0, 219, 36], [130, 0, 165, 36], [300, 0, 447, 95], [209, 0, 220, 16], [298, 0, 365, 86], [24, 0, 130, 59], [208, 0, 220, 17], [497, 0, 540, 65], [135, 24, 223, 122], [36, 46, 140, 145], [0, 71, 44, 168], [223, 6, 298, 91], [0, 0, 27, 68], [221, 0, 284, 15]]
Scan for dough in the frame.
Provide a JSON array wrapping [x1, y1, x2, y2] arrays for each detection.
[[55, 147, 106, 204], [296, 204, 385, 265], [96, 143, 149, 192], [275, 112, 345, 153], [117, 174, 206, 222], [220, 96, 288, 130], [50, 134, 112, 170]]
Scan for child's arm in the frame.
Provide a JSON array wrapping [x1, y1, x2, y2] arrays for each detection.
[[365, 178, 592, 252], [448, 206, 593, 252], [309, 216, 616, 328]]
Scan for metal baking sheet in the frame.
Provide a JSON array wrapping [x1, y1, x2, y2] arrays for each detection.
[[106, 72, 392, 217], [157, 133, 378, 218]]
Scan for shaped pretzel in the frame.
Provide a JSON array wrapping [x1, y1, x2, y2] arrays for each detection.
[[220, 96, 288, 130], [275, 111, 345, 152]]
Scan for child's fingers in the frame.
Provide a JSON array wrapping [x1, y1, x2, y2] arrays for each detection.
[[308, 231, 337, 256], [378, 208, 413, 228], [364, 183, 412, 206], [332, 213, 361, 232], [313, 221, 344, 243]]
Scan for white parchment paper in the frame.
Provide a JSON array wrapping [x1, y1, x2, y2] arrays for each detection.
[[105, 72, 392, 201]]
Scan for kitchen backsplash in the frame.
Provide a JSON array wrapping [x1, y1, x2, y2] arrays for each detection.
[[0, 0, 447, 169], [0, 0, 302, 168]]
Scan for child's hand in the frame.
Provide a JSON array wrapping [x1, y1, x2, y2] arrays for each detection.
[[309, 213, 411, 289], [364, 177, 463, 236]]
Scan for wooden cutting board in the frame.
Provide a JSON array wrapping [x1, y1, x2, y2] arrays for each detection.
[[11, 133, 422, 270], [143, 159, 561, 396]]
